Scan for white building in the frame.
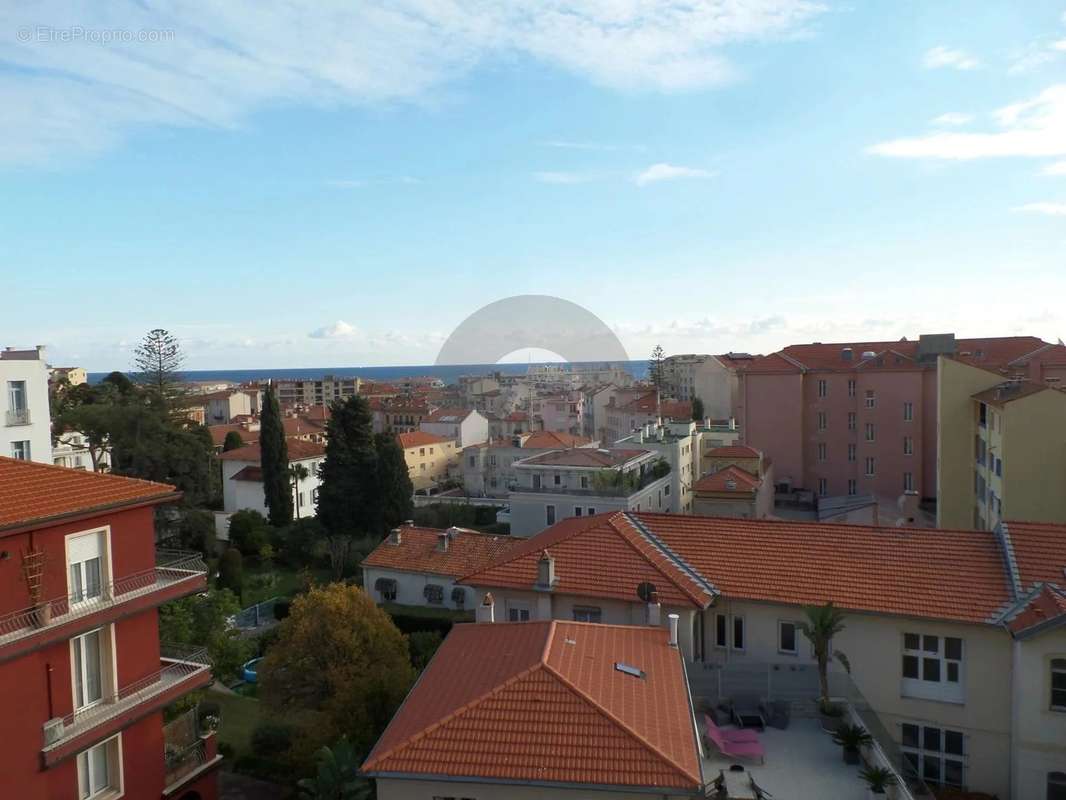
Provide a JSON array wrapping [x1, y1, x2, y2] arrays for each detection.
[[52, 430, 111, 472], [419, 407, 489, 448], [507, 447, 671, 537], [200, 388, 260, 425], [615, 419, 701, 514], [661, 353, 752, 420], [218, 439, 325, 518], [1, 345, 52, 464]]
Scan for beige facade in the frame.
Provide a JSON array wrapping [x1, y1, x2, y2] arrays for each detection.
[[400, 434, 458, 492]]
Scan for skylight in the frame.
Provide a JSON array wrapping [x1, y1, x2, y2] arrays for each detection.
[[614, 662, 645, 679]]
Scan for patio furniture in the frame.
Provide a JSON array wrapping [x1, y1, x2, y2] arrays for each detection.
[[730, 694, 767, 730], [761, 699, 791, 730], [704, 719, 766, 765], [704, 714, 761, 744]]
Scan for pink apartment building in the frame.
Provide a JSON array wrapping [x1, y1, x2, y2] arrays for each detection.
[[738, 334, 1066, 503]]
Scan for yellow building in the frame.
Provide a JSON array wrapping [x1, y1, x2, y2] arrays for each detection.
[[398, 431, 458, 493], [937, 357, 1066, 529]]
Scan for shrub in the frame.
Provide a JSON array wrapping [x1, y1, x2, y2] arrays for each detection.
[[276, 517, 327, 567], [273, 598, 291, 620], [388, 611, 455, 637], [408, 630, 443, 670], [218, 548, 244, 598], [251, 722, 295, 757], [228, 510, 272, 557]]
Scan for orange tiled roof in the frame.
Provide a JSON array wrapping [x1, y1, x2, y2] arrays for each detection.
[[693, 465, 761, 493], [1003, 521, 1066, 590], [208, 423, 258, 447], [0, 456, 179, 532], [659, 400, 692, 421], [459, 513, 714, 608], [1006, 585, 1066, 635], [425, 407, 476, 423], [218, 439, 326, 462], [362, 621, 701, 792], [397, 431, 452, 449], [706, 445, 761, 459], [361, 526, 518, 578], [521, 431, 591, 449]]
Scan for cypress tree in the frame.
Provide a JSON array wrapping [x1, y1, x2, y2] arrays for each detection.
[[260, 386, 293, 527], [374, 432, 414, 536], [317, 395, 378, 546]]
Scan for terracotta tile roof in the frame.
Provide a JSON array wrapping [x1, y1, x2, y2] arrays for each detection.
[[361, 526, 518, 578], [638, 513, 1013, 624], [706, 445, 761, 459], [229, 465, 264, 482], [425, 407, 476, 423], [362, 621, 701, 792], [1002, 521, 1066, 590], [0, 456, 179, 532], [619, 390, 659, 413], [1006, 585, 1066, 636], [218, 439, 326, 462], [504, 411, 529, 422], [971, 380, 1053, 407], [659, 400, 692, 421], [397, 431, 452, 449], [693, 465, 762, 493], [208, 424, 258, 447], [517, 448, 651, 468], [521, 431, 592, 449], [459, 513, 713, 608]]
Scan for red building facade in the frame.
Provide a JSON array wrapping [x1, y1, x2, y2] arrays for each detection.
[[0, 457, 220, 800]]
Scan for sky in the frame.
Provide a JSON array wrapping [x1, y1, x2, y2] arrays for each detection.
[[1, 1, 1065, 371]]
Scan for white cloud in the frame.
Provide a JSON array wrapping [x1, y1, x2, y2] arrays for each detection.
[[308, 320, 359, 339], [533, 171, 596, 185], [633, 163, 716, 186], [1014, 202, 1066, 216], [1053, 39, 1066, 52], [1043, 160, 1066, 175], [931, 112, 973, 127], [0, 1, 828, 165], [868, 85, 1066, 160], [923, 46, 979, 71]]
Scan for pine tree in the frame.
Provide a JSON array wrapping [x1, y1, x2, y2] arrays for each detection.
[[374, 432, 413, 535], [260, 386, 293, 527], [649, 344, 666, 391], [132, 328, 184, 410]]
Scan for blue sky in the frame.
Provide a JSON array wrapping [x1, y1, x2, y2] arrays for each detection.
[[1, 1, 1065, 371]]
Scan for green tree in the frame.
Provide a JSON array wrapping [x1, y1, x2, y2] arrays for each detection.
[[798, 602, 851, 710], [373, 433, 413, 535], [691, 396, 705, 422], [228, 509, 272, 556], [649, 344, 666, 391], [317, 396, 378, 577], [290, 462, 310, 520], [159, 588, 253, 683], [173, 507, 217, 557], [132, 328, 185, 411], [277, 518, 328, 568], [222, 430, 244, 452], [260, 386, 294, 527], [298, 738, 371, 800], [218, 547, 244, 599], [260, 584, 415, 759]]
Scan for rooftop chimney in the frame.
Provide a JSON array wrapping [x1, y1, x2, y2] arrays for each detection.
[[668, 613, 679, 648], [388, 528, 402, 545], [476, 593, 495, 623], [648, 601, 661, 627], [537, 549, 556, 589]]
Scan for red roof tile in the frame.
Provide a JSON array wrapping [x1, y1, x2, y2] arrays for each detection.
[[521, 431, 592, 449], [517, 448, 651, 468], [693, 465, 762, 493], [0, 457, 179, 532], [706, 445, 762, 459], [1003, 521, 1066, 590], [397, 431, 452, 449], [425, 407, 477, 423], [459, 513, 713, 608], [1006, 585, 1066, 635], [218, 439, 326, 462], [362, 527, 518, 578], [362, 621, 701, 792]]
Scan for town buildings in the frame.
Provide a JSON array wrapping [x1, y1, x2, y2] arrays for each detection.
[[692, 445, 774, 519], [49, 366, 88, 387], [615, 420, 701, 514], [1, 345, 52, 464], [937, 356, 1066, 530], [218, 439, 325, 518], [737, 334, 1066, 504], [462, 431, 595, 498], [661, 353, 752, 420], [533, 391, 584, 435], [456, 511, 1066, 799], [274, 374, 361, 407], [0, 456, 218, 800], [396, 431, 457, 493], [507, 448, 672, 536], [419, 407, 489, 448], [370, 398, 436, 434], [199, 388, 261, 425]]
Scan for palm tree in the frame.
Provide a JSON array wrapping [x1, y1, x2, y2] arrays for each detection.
[[289, 463, 309, 520], [298, 739, 371, 799], [798, 602, 851, 711]]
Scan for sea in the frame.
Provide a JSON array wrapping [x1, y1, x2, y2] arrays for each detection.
[[87, 360, 649, 386]]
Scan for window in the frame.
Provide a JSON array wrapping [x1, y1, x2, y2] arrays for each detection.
[[903, 472, 914, 492], [865, 390, 876, 408], [778, 621, 798, 654], [374, 577, 397, 602], [429, 447, 435, 455], [311, 487, 319, 503], [865, 457, 875, 477], [865, 423, 875, 442], [573, 606, 602, 623], [545, 505, 555, 525], [553, 473, 562, 486], [419, 447, 425, 456], [714, 613, 727, 648], [847, 479, 857, 496], [732, 615, 745, 651], [532, 474, 542, 489], [848, 443, 856, 462], [901, 723, 965, 788], [904, 436, 913, 455], [817, 379, 827, 398], [423, 584, 444, 605], [848, 379, 856, 397], [72, 629, 106, 710], [507, 601, 531, 622], [10, 440, 31, 460], [664, 484, 670, 496], [817, 411, 827, 431], [995, 457, 1002, 477], [903, 401, 913, 421], [902, 633, 964, 703], [847, 412, 856, 431], [818, 478, 828, 497], [1049, 772, 1066, 800], [68, 530, 106, 606], [1052, 658, 1066, 711], [77, 734, 121, 800], [817, 443, 827, 462], [587, 507, 596, 515], [580, 475, 589, 489], [419, 463, 426, 472]]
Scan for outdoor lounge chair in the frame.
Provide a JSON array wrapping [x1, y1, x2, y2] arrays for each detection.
[[703, 719, 766, 764], [730, 694, 767, 729], [761, 699, 791, 730], [703, 714, 761, 743]]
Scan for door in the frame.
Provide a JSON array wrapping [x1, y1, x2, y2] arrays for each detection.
[[72, 629, 105, 710]]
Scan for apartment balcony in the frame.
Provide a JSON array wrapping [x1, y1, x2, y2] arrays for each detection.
[[5, 407, 31, 426], [0, 550, 207, 663], [42, 645, 212, 767], [162, 707, 223, 796]]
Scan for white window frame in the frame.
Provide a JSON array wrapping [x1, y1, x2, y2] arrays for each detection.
[[817, 380, 827, 398], [901, 633, 964, 703], [1051, 658, 1066, 711], [507, 600, 531, 622], [77, 732, 124, 800], [900, 722, 966, 789], [778, 620, 799, 655], [865, 390, 876, 408], [70, 625, 115, 713], [66, 528, 112, 611]]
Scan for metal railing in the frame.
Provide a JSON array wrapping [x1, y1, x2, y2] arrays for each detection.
[[0, 550, 206, 643], [688, 659, 933, 799], [44, 645, 210, 750], [232, 596, 281, 629], [5, 407, 30, 426], [516, 471, 672, 498], [163, 707, 214, 787]]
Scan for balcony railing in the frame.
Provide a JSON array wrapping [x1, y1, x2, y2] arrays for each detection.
[[0, 550, 206, 645], [44, 645, 210, 752], [5, 407, 30, 426], [518, 469, 672, 498], [164, 706, 220, 789]]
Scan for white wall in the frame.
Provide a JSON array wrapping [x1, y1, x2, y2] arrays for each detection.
[[507, 476, 671, 537], [221, 455, 323, 517], [362, 566, 473, 611], [1011, 628, 1066, 800], [1, 350, 52, 463]]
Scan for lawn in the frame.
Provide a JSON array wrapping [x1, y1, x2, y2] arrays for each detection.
[[240, 564, 332, 607], [208, 687, 262, 762]]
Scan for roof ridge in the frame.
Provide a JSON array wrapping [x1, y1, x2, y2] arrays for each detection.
[[995, 522, 1023, 600], [608, 515, 713, 607], [541, 657, 701, 788], [0, 455, 176, 492], [624, 513, 718, 600]]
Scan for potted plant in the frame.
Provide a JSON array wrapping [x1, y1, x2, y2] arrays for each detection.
[[859, 765, 896, 799], [798, 601, 851, 732], [832, 723, 872, 765]]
